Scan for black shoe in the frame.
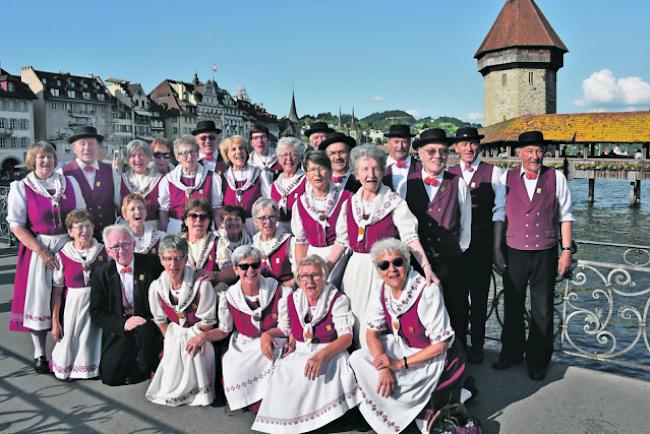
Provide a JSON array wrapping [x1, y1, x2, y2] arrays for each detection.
[[492, 357, 523, 370], [124, 372, 148, 385], [528, 368, 546, 381], [463, 375, 479, 401], [467, 348, 484, 365], [34, 356, 49, 374]]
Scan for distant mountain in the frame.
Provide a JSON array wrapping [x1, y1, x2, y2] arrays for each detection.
[[300, 110, 480, 136]]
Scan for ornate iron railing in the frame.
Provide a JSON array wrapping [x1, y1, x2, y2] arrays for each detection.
[[0, 186, 15, 246], [484, 240, 650, 373]]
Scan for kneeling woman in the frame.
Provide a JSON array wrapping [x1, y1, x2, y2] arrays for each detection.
[[51, 209, 107, 380], [146, 235, 217, 406], [349, 238, 465, 434], [186, 245, 292, 411], [252, 255, 359, 433]]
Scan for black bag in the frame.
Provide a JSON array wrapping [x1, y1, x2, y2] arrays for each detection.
[[427, 403, 483, 434]]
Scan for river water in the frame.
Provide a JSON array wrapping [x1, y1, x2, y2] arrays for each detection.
[[484, 179, 650, 381]]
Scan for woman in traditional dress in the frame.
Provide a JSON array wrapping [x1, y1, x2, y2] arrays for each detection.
[[248, 123, 283, 195], [51, 209, 107, 380], [150, 138, 175, 176], [181, 199, 236, 287], [158, 136, 223, 233], [252, 198, 296, 288], [114, 139, 163, 227], [252, 255, 360, 433], [349, 238, 466, 434], [270, 137, 306, 233], [215, 205, 252, 272], [185, 245, 291, 411], [219, 135, 264, 235], [122, 193, 165, 255], [7, 141, 85, 373], [146, 235, 217, 406], [290, 150, 350, 287], [327, 144, 436, 347]]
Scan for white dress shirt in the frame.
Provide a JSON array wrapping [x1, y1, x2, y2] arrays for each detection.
[[458, 158, 506, 222], [116, 259, 136, 309], [386, 155, 412, 199]]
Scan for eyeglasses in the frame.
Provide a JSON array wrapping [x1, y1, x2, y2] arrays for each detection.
[[187, 212, 210, 221], [299, 273, 323, 282], [153, 152, 171, 159], [256, 215, 277, 223], [197, 135, 217, 141], [177, 150, 198, 158], [107, 241, 134, 252], [421, 148, 449, 157], [306, 166, 329, 174], [277, 152, 299, 159], [376, 257, 405, 271], [161, 255, 186, 263], [238, 262, 261, 271]]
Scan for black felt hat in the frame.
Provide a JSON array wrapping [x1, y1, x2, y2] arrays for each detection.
[[304, 121, 334, 137], [454, 127, 484, 141], [317, 132, 357, 151], [515, 130, 548, 148], [413, 128, 454, 149], [384, 124, 416, 138], [67, 126, 104, 144], [191, 120, 222, 136]]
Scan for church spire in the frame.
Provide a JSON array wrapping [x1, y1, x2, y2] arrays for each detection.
[[288, 91, 299, 122], [351, 106, 357, 132], [338, 105, 343, 131]]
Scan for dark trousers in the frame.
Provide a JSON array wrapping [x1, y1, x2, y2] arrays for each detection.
[[500, 246, 558, 370], [99, 320, 162, 386], [433, 254, 468, 346], [463, 237, 493, 350]]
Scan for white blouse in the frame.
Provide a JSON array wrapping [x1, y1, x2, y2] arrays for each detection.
[[157, 165, 224, 211], [7, 174, 85, 228], [365, 269, 454, 344]]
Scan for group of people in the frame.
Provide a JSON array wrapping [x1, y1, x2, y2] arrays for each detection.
[[8, 117, 573, 433]]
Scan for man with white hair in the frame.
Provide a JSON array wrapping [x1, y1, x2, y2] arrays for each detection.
[[89, 224, 164, 386]]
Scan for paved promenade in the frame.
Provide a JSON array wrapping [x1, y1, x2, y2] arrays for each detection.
[[1, 249, 648, 433]]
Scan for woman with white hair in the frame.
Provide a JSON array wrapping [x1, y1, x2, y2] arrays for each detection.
[[146, 234, 217, 406], [252, 198, 296, 288], [349, 238, 466, 434], [114, 139, 163, 227], [252, 255, 360, 433], [121, 193, 165, 255], [220, 135, 264, 235], [158, 135, 224, 233], [185, 245, 292, 411], [327, 144, 436, 347], [270, 137, 306, 233]]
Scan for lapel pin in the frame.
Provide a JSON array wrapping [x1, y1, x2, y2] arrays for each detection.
[[138, 274, 144, 281], [470, 182, 476, 188], [536, 188, 542, 194], [95, 181, 101, 188]]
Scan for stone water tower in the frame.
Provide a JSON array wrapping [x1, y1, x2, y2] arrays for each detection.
[[475, 0, 568, 126]]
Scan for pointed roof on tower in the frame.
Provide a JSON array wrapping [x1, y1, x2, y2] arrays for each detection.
[[338, 106, 343, 131], [475, 0, 568, 58], [288, 91, 299, 122], [351, 106, 357, 131]]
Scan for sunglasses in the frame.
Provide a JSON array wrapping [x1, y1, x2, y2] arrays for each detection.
[[187, 212, 210, 221], [377, 257, 405, 271], [153, 152, 171, 159], [238, 262, 261, 271]]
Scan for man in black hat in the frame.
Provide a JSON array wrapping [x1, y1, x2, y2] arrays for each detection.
[[492, 130, 573, 381], [248, 123, 282, 191], [448, 127, 505, 364], [405, 128, 472, 343], [318, 132, 361, 193], [192, 120, 226, 174], [304, 121, 333, 150], [382, 124, 419, 199], [60, 126, 117, 238]]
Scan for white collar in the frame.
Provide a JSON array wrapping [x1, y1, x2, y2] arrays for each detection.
[[76, 159, 99, 170]]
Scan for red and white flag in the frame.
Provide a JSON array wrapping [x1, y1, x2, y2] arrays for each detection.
[[211, 63, 217, 72]]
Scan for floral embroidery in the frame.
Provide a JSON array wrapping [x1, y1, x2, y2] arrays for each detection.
[[51, 362, 99, 374], [224, 366, 274, 393], [148, 384, 214, 406], [357, 383, 401, 432]]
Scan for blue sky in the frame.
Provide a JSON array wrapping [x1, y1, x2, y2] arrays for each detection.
[[2, 0, 649, 123]]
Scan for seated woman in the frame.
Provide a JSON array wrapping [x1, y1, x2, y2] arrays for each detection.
[[251, 198, 296, 288], [252, 255, 360, 434], [122, 193, 165, 255], [185, 246, 291, 411], [146, 235, 217, 406], [216, 205, 252, 272], [349, 238, 466, 434], [181, 199, 236, 287], [51, 209, 107, 380]]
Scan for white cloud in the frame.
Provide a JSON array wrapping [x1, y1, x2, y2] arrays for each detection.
[[370, 95, 384, 102], [466, 112, 482, 121], [574, 69, 650, 107], [405, 109, 420, 119]]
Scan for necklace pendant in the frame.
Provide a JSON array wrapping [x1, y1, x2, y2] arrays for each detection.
[[392, 320, 400, 330]]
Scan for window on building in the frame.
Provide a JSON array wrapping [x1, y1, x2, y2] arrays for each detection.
[[502, 73, 507, 87], [0, 118, 4, 128], [20, 119, 28, 130], [67, 90, 76, 98], [22, 137, 28, 147], [11, 137, 17, 147], [41, 78, 47, 84], [51, 88, 60, 97], [529, 72, 534, 85], [97, 93, 105, 101], [9, 119, 15, 129], [0, 137, 5, 148], [173, 127, 178, 134], [83, 91, 91, 100], [8, 82, 15, 92]]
